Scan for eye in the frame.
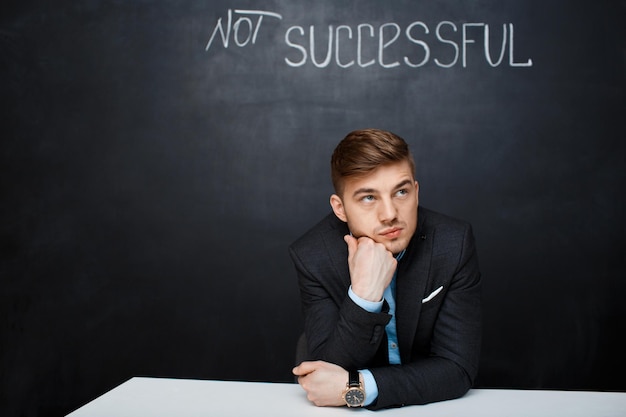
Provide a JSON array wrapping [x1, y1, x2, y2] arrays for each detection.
[[395, 189, 409, 197], [361, 195, 375, 203]]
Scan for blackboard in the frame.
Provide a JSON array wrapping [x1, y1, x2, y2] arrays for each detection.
[[1, 1, 625, 415]]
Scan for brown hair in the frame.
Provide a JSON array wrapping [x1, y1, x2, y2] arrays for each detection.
[[330, 128, 415, 195]]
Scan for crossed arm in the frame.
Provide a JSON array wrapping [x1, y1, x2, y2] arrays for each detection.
[[290, 226, 482, 409]]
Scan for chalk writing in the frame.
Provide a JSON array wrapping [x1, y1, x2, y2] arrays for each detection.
[[205, 9, 533, 68], [205, 9, 283, 50]]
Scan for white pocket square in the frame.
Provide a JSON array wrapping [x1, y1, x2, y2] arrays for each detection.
[[422, 286, 443, 303]]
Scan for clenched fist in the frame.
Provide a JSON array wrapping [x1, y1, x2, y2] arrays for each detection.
[[344, 234, 397, 302]]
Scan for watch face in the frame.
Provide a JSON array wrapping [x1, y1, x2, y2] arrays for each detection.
[[345, 388, 365, 406]]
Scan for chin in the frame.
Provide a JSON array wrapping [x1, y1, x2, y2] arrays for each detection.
[[385, 240, 408, 255]]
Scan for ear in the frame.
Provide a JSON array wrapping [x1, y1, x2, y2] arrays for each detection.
[[329, 194, 347, 222], [415, 180, 420, 206]]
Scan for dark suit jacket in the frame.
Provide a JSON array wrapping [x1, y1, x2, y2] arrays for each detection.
[[289, 206, 482, 410]]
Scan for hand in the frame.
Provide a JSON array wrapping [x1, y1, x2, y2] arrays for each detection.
[[292, 361, 348, 407], [344, 234, 397, 302]]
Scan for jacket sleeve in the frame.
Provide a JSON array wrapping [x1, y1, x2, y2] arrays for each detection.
[[289, 244, 392, 370]]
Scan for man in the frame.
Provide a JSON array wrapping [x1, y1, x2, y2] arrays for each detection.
[[290, 128, 482, 410]]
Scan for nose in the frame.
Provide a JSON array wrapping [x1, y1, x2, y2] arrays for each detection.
[[378, 197, 398, 223]]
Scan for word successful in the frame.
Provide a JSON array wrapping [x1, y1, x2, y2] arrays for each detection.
[[205, 9, 533, 69]]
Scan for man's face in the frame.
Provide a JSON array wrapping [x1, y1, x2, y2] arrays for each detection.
[[330, 160, 419, 255]]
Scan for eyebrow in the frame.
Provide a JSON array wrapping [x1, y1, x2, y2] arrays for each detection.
[[352, 179, 414, 198]]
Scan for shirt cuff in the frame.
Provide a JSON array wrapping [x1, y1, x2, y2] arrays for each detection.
[[348, 286, 383, 313], [359, 369, 379, 406]]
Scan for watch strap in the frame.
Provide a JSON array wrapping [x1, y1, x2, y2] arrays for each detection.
[[348, 370, 360, 387]]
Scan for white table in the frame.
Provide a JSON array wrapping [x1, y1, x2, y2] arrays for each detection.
[[66, 377, 626, 417]]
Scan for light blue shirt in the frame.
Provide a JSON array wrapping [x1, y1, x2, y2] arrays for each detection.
[[347, 250, 405, 406]]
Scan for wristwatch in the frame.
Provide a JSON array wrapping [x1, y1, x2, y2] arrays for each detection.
[[342, 370, 366, 407]]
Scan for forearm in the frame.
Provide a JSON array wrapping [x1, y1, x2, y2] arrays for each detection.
[[303, 292, 391, 370], [291, 242, 393, 369], [368, 356, 474, 409]]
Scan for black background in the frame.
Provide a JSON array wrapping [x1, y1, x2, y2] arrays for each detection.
[[1, 1, 625, 416]]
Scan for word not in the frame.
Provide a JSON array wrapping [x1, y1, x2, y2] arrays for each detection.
[[205, 9, 533, 69], [206, 9, 283, 50]]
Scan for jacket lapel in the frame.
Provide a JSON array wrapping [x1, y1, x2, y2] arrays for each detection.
[[395, 208, 433, 363]]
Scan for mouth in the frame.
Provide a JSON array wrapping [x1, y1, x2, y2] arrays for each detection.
[[379, 227, 403, 239]]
